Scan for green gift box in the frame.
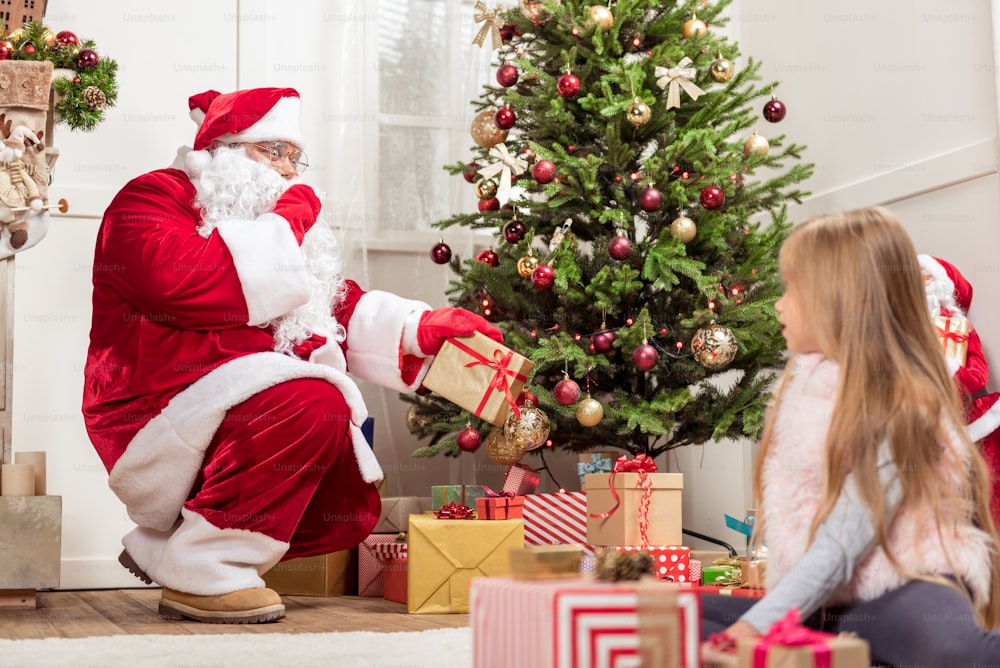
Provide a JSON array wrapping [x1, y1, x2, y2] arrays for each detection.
[[431, 484, 488, 511], [702, 564, 738, 585]]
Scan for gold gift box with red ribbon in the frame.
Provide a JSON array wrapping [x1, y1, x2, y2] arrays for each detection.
[[933, 315, 970, 366], [421, 332, 534, 426]]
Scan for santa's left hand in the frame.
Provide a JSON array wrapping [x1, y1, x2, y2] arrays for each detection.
[[415, 307, 503, 356]]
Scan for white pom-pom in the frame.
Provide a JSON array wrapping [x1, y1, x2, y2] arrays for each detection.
[[28, 197, 43, 211], [184, 149, 212, 177]]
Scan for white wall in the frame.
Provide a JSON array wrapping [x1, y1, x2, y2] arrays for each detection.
[[9, 0, 999, 587]]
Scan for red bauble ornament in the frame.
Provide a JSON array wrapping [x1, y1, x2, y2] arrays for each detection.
[[763, 97, 786, 122], [637, 187, 662, 212], [499, 23, 518, 41], [55, 30, 79, 47], [457, 426, 482, 452], [494, 107, 517, 130], [463, 162, 481, 183], [21, 43, 36, 55], [516, 389, 538, 407], [503, 219, 526, 243], [479, 198, 501, 212], [608, 235, 633, 260], [531, 264, 555, 290], [632, 343, 659, 371], [531, 159, 556, 184], [0, 41, 11, 60], [76, 48, 99, 68], [476, 249, 500, 267], [430, 241, 452, 264], [557, 73, 581, 98], [496, 63, 519, 87], [72, 76, 81, 84], [553, 377, 581, 406], [700, 185, 725, 210], [593, 330, 616, 353]]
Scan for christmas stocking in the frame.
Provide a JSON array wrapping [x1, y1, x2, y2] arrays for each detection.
[[0, 60, 56, 259]]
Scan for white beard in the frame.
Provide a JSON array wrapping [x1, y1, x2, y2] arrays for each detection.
[[925, 277, 963, 318], [192, 146, 347, 355]]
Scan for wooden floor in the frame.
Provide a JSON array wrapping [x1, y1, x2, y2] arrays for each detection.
[[0, 589, 469, 639]]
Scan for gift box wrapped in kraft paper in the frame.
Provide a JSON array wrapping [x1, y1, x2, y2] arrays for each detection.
[[373, 496, 432, 533], [933, 314, 970, 366], [420, 332, 534, 426], [263, 549, 357, 597], [471, 575, 701, 668], [407, 514, 525, 613], [585, 454, 683, 547]]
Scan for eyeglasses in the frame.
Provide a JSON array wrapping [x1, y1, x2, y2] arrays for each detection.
[[248, 141, 310, 174]]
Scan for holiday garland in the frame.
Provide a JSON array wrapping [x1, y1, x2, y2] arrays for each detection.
[[0, 20, 118, 132]]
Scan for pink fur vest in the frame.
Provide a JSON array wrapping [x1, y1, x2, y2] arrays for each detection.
[[761, 353, 992, 607]]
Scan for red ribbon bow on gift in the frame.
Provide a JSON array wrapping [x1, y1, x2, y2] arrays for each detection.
[[588, 453, 658, 549], [753, 609, 834, 668], [935, 320, 969, 345], [434, 501, 475, 519], [448, 338, 527, 421], [482, 486, 515, 499]]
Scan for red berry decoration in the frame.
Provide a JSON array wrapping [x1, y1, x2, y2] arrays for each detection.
[[531, 264, 555, 290], [557, 73, 581, 98], [763, 97, 786, 122], [0, 41, 11, 60], [457, 426, 483, 452], [496, 63, 519, 87], [463, 162, 481, 183], [76, 48, 100, 69], [531, 159, 557, 184], [637, 187, 662, 212], [479, 198, 501, 212], [608, 235, 633, 260], [430, 241, 452, 264], [21, 43, 36, 55], [503, 219, 526, 243], [55, 30, 79, 47], [476, 249, 500, 267], [700, 185, 725, 210], [632, 343, 659, 371], [494, 107, 517, 130], [592, 329, 616, 353], [553, 377, 581, 406]]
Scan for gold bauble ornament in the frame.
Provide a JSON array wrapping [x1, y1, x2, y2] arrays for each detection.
[[576, 395, 604, 427], [670, 216, 697, 243], [682, 14, 707, 39], [517, 252, 541, 278], [691, 323, 739, 369], [710, 56, 735, 83], [475, 177, 499, 200], [520, 0, 559, 22], [485, 427, 524, 466], [625, 98, 652, 128], [41, 28, 56, 45], [743, 131, 769, 157], [504, 404, 551, 450], [588, 5, 614, 32], [471, 110, 510, 149]]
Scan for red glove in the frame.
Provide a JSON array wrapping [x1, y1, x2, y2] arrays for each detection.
[[271, 184, 321, 244], [415, 307, 503, 356]]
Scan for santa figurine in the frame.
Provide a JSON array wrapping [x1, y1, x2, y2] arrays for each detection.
[[919, 254, 1000, 529], [82, 87, 502, 623]]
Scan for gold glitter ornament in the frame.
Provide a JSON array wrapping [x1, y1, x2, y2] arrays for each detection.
[[485, 427, 524, 465], [471, 110, 509, 148], [743, 131, 770, 157], [710, 56, 735, 83], [691, 323, 739, 369], [576, 394, 604, 427], [670, 216, 697, 243], [503, 403, 550, 450], [588, 5, 614, 32], [625, 98, 652, 128]]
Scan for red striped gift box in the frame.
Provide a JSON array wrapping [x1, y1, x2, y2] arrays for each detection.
[[522, 491, 594, 555], [358, 534, 401, 597]]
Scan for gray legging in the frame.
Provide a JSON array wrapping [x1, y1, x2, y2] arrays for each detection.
[[700, 580, 1000, 667]]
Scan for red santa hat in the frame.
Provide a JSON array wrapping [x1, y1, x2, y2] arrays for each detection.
[[190, 87, 304, 151], [918, 254, 973, 312]]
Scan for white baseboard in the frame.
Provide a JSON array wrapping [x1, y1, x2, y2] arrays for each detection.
[[53, 557, 158, 591]]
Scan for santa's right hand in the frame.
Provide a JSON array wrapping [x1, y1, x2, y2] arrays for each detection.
[[271, 184, 322, 244]]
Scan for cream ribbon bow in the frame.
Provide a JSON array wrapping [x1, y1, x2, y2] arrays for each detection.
[[654, 57, 705, 109], [477, 143, 528, 204], [473, 1, 506, 50]]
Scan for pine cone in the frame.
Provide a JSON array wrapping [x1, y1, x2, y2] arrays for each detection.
[[594, 549, 654, 581], [83, 86, 106, 111]]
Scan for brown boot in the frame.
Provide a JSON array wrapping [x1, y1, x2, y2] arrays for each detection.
[[158, 587, 285, 624], [118, 549, 153, 585]]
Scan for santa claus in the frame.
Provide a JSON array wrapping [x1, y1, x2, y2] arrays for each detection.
[[82, 87, 501, 623], [918, 254, 1000, 529]]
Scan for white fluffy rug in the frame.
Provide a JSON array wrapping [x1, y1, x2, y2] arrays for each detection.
[[0, 627, 471, 667]]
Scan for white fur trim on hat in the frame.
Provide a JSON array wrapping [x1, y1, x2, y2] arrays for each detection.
[[918, 254, 953, 295], [215, 95, 305, 149]]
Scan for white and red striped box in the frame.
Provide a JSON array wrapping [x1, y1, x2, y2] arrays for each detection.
[[523, 491, 594, 556], [358, 534, 402, 597], [471, 576, 700, 668]]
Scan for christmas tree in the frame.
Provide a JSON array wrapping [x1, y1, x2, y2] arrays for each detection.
[[404, 0, 812, 465]]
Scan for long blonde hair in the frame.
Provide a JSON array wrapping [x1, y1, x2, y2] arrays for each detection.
[[754, 207, 1000, 629]]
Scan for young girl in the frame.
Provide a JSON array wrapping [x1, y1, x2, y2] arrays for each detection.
[[700, 207, 1000, 665]]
